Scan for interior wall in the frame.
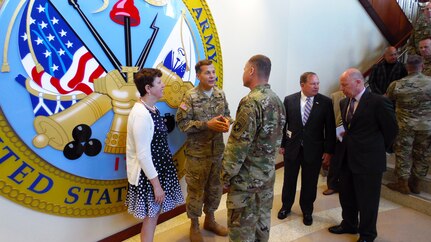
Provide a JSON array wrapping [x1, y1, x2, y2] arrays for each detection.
[[208, 0, 387, 119], [0, 0, 387, 241], [285, 0, 388, 97]]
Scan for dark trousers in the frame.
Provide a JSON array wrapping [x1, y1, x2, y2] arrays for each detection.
[[281, 147, 322, 214], [326, 141, 343, 190], [339, 161, 382, 241]]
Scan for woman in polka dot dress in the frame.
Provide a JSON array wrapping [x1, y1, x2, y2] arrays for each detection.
[[126, 68, 184, 242]]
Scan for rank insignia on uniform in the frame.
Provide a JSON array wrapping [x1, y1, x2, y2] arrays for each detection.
[[179, 102, 189, 111], [233, 122, 242, 132]]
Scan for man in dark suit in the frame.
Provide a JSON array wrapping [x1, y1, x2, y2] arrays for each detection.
[[277, 72, 336, 226], [328, 68, 398, 242]]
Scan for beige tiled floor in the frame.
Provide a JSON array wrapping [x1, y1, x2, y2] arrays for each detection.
[[124, 169, 431, 242]]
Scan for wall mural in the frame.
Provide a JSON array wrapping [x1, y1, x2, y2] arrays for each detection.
[[0, 0, 222, 217]]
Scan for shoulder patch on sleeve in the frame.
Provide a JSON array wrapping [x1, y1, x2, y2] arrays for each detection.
[[231, 98, 255, 139], [232, 115, 248, 138], [179, 102, 189, 111]]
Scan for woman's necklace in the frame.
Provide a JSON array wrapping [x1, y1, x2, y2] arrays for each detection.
[[140, 98, 156, 113]]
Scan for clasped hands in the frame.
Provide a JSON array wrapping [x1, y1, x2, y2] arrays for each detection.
[[207, 115, 230, 133]]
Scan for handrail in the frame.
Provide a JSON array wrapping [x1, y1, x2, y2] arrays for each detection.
[[360, 0, 417, 78], [397, 0, 427, 24], [359, 0, 413, 46]]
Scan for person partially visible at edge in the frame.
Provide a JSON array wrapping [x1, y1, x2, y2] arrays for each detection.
[[175, 59, 232, 242], [125, 68, 184, 242], [386, 55, 431, 195], [368, 46, 407, 95], [222, 54, 286, 242], [418, 37, 431, 76], [328, 68, 398, 242], [322, 90, 346, 196], [407, 2, 431, 55]]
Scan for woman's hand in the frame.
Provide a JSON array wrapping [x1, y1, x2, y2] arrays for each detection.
[[150, 176, 165, 204], [153, 186, 165, 204]]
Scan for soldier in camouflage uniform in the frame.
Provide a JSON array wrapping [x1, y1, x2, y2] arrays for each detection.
[[407, 3, 431, 55], [418, 38, 431, 76], [386, 54, 431, 195], [222, 55, 286, 242], [176, 59, 231, 242]]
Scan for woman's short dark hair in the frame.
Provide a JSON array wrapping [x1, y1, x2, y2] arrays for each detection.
[[134, 68, 162, 97]]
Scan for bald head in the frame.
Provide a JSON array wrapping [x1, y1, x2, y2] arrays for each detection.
[[339, 68, 365, 98], [383, 46, 398, 64]]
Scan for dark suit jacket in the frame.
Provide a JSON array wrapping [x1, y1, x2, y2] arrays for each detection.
[[281, 92, 336, 163], [339, 90, 398, 174]]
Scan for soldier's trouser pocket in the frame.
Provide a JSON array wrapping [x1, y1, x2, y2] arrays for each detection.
[[228, 207, 244, 227]]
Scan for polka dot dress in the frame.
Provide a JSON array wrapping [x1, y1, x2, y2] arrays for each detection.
[[125, 108, 184, 219]]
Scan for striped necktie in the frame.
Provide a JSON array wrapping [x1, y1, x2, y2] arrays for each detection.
[[303, 97, 312, 125], [346, 98, 356, 124]]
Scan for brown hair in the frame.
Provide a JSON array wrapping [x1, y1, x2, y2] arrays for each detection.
[[248, 54, 271, 80], [134, 68, 162, 97], [195, 59, 213, 73], [300, 72, 317, 84]]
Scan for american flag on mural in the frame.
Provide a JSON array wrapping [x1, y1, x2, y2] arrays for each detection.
[[17, 0, 106, 96]]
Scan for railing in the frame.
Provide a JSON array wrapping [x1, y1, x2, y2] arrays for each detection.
[[360, 0, 414, 78], [359, 0, 413, 47], [396, 0, 429, 56], [363, 0, 426, 79], [397, 0, 429, 24]]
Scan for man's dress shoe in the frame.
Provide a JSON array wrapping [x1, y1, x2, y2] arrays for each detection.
[[322, 188, 337, 195], [303, 214, 313, 226], [277, 208, 290, 220], [357, 238, 373, 242], [328, 225, 358, 234]]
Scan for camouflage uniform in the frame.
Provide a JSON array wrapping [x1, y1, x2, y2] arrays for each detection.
[[222, 84, 286, 242], [175, 85, 231, 219], [423, 57, 431, 76], [408, 14, 431, 55], [386, 72, 431, 179]]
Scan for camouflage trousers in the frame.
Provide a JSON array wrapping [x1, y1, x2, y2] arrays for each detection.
[[185, 155, 223, 218], [227, 188, 273, 242], [394, 127, 431, 179]]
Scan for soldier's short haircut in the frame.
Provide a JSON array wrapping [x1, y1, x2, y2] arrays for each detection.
[[300, 72, 317, 84], [419, 36, 431, 43], [406, 54, 423, 67], [195, 59, 213, 74], [248, 54, 271, 80], [134, 68, 162, 97]]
